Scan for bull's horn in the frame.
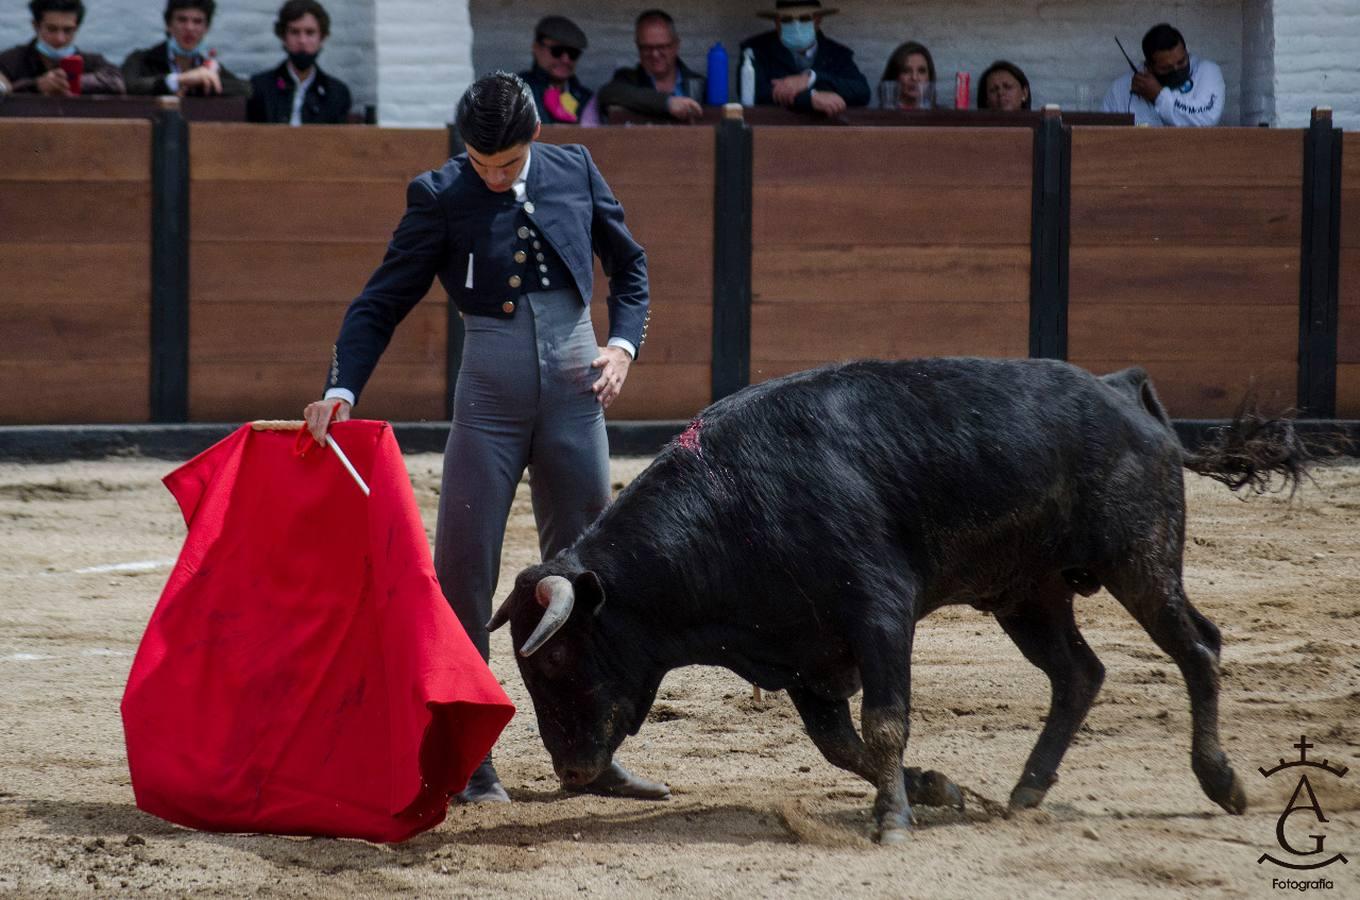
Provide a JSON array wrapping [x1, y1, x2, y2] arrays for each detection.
[[520, 576, 575, 657], [486, 595, 514, 633]]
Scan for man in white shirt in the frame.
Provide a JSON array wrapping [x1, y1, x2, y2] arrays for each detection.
[[1101, 23, 1224, 127]]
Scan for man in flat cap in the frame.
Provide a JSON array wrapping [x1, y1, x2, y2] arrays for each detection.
[[520, 14, 592, 124], [740, 0, 869, 116]]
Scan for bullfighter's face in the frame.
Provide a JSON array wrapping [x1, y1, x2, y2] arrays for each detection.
[[492, 563, 656, 787]]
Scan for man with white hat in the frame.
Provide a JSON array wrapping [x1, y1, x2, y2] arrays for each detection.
[[740, 0, 870, 116]]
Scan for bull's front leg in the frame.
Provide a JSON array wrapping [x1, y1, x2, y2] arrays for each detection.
[[855, 622, 921, 844], [786, 686, 963, 813]]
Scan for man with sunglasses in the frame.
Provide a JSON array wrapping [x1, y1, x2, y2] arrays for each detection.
[[598, 9, 703, 123], [519, 14, 592, 124], [740, 0, 869, 117]]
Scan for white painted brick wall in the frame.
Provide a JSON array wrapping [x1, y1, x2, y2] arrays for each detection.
[[1239, 0, 1274, 126], [1270, 0, 1360, 129], [374, 0, 473, 126], [0, 0, 376, 116], [470, 0, 1245, 123]]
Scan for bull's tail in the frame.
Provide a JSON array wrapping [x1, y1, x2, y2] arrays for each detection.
[[1101, 367, 1339, 496], [1182, 393, 1346, 496]]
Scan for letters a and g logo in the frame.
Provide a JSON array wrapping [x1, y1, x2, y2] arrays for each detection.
[[1258, 736, 1349, 871]]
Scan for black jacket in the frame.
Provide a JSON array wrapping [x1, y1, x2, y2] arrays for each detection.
[[121, 40, 250, 97], [738, 30, 870, 110], [518, 63, 593, 124], [247, 61, 352, 124], [597, 59, 702, 119], [328, 142, 650, 403]]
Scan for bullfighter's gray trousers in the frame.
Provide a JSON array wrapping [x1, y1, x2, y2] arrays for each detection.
[[433, 289, 611, 661]]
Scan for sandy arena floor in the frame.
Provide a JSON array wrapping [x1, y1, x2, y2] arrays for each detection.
[[0, 452, 1357, 898]]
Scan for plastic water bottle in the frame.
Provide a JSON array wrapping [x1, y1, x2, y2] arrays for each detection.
[[739, 48, 755, 106], [706, 42, 729, 105]]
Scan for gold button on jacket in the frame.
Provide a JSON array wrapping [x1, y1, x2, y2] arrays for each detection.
[[514, 250, 527, 263], [501, 300, 516, 313], [508, 275, 522, 288]]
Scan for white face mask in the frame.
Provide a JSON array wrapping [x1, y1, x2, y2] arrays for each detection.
[[779, 19, 816, 51], [36, 38, 76, 59]]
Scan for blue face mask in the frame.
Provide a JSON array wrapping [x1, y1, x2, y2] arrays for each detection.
[[36, 39, 76, 59], [168, 35, 202, 61], [779, 19, 816, 51]]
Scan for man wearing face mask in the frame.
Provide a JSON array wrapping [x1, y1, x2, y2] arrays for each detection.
[[247, 0, 352, 124], [123, 0, 250, 97], [0, 0, 124, 96], [739, 0, 870, 117], [1100, 23, 1224, 127]]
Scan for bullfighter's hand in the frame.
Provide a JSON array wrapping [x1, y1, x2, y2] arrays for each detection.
[[1131, 69, 1163, 104], [810, 89, 847, 117], [591, 346, 631, 409], [771, 72, 812, 106], [178, 65, 222, 95], [667, 96, 704, 121], [303, 397, 351, 444], [36, 67, 72, 96]]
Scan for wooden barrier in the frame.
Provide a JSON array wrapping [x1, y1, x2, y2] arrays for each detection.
[[0, 119, 152, 424], [1069, 128, 1303, 417], [749, 127, 1032, 382], [188, 124, 448, 421], [537, 127, 714, 420], [1339, 140, 1360, 417]]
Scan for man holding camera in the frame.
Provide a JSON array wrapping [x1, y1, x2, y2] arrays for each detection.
[[0, 0, 124, 96]]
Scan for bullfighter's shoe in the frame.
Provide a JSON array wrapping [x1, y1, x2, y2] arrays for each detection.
[[455, 752, 510, 804], [566, 759, 671, 800]]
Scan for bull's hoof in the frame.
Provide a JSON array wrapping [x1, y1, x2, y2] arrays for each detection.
[[566, 761, 670, 800], [876, 825, 911, 845], [1194, 754, 1247, 815], [904, 767, 964, 810], [1008, 784, 1048, 811]]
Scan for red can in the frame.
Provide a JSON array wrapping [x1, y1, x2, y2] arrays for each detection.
[[954, 71, 970, 110], [58, 53, 83, 95]]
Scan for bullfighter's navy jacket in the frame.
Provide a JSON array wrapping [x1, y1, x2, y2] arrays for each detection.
[[328, 141, 649, 402]]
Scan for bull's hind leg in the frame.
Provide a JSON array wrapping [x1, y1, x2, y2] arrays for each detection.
[[786, 687, 964, 812], [996, 581, 1106, 810], [1105, 572, 1247, 815]]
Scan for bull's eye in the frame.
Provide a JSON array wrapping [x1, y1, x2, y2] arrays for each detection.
[[540, 643, 569, 677]]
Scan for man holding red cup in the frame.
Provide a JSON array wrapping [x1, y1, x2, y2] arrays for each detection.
[[0, 0, 125, 96]]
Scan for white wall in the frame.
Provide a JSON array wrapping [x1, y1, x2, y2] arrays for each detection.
[[374, 0, 473, 125], [470, 0, 1245, 123], [1271, 0, 1360, 129], [0, 0, 377, 116]]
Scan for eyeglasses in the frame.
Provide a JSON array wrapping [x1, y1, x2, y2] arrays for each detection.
[[538, 41, 581, 61], [636, 41, 676, 55]]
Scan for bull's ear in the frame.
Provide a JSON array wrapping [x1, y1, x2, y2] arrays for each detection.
[[574, 570, 607, 616]]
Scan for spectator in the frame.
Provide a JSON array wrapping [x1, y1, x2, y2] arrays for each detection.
[[880, 40, 934, 109], [740, 0, 870, 117], [247, 0, 352, 124], [519, 15, 591, 124], [977, 60, 1030, 111], [0, 0, 125, 96], [597, 9, 703, 123], [122, 0, 250, 97], [1100, 23, 1223, 126]]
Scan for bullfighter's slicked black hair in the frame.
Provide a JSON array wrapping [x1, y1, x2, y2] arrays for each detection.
[[30, 0, 85, 25], [455, 71, 540, 156], [1142, 23, 1185, 61]]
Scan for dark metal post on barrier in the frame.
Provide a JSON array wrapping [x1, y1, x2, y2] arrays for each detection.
[[1297, 107, 1343, 416], [1029, 105, 1070, 360], [150, 99, 190, 422], [445, 124, 466, 416], [712, 106, 753, 402]]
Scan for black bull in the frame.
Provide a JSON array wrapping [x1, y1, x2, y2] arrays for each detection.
[[489, 357, 1312, 843]]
